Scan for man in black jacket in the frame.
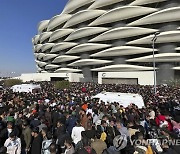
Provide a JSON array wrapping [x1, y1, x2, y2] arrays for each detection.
[[31, 127, 42, 154]]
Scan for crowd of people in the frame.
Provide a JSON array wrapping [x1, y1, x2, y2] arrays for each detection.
[[0, 82, 180, 154]]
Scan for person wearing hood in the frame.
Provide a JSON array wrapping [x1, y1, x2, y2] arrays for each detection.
[[41, 132, 53, 154]]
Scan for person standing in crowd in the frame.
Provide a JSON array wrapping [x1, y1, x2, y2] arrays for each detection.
[[71, 119, 85, 145], [66, 111, 77, 135], [91, 131, 107, 154], [4, 131, 21, 154], [21, 120, 32, 153], [55, 120, 67, 153], [64, 136, 75, 154], [79, 109, 88, 130], [116, 121, 130, 138], [49, 143, 57, 154], [0, 122, 19, 147], [75, 137, 96, 154], [41, 132, 53, 154], [31, 127, 42, 154]]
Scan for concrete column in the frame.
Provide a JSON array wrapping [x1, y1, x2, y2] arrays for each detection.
[[61, 63, 67, 68], [78, 34, 93, 82], [156, 0, 179, 84], [81, 53, 89, 59], [157, 63, 174, 84], [82, 66, 92, 82], [160, 0, 179, 9], [114, 57, 126, 64], [158, 44, 176, 54], [112, 40, 127, 64]]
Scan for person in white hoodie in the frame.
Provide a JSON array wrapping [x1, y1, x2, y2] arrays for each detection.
[[41, 132, 53, 154], [71, 119, 85, 145], [4, 131, 21, 154]]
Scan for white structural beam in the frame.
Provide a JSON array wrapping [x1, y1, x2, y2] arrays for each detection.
[[127, 53, 180, 62]]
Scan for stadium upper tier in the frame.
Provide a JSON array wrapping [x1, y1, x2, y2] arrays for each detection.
[[32, 0, 180, 83]]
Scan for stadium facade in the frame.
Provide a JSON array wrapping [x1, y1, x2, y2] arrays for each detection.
[[32, 0, 180, 84]]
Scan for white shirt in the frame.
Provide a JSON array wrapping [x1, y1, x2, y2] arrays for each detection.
[[86, 109, 94, 116], [149, 110, 155, 120], [4, 137, 21, 154], [71, 126, 85, 144]]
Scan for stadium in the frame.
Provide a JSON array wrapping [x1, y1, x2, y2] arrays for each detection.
[[32, 0, 180, 84]]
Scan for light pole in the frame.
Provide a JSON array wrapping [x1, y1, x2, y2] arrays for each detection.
[[152, 32, 160, 95]]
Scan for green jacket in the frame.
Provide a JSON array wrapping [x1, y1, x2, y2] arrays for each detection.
[[22, 126, 32, 149]]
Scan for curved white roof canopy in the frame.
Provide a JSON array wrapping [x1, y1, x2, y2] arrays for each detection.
[[43, 54, 58, 61], [62, 0, 95, 14], [175, 47, 180, 50], [36, 66, 43, 72], [127, 31, 180, 45], [38, 20, 49, 34], [68, 59, 112, 66], [41, 71, 48, 73], [39, 32, 52, 43], [41, 43, 54, 53], [55, 68, 81, 73], [47, 14, 72, 31], [34, 35, 40, 45], [63, 10, 106, 28], [88, 0, 123, 9], [127, 53, 180, 62], [66, 43, 111, 54], [34, 53, 38, 59], [130, 0, 167, 6], [89, 6, 157, 26], [91, 46, 158, 57], [34, 44, 43, 53], [45, 64, 60, 70], [50, 42, 78, 53], [52, 55, 80, 63], [128, 7, 180, 26], [49, 29, 74, 42], [35, 60, 47, 67], [173, 67, 180, 70], [32, 38, 35, 45], [37, 53, 46, 59], [65, 27, 108, 41], [91, 64, 155, 71], [89, 27, 158, 42]]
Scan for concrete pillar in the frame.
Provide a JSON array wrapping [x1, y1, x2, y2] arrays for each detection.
[[114, 57, 126, 64], [78, 33, 93, 82], [80, 52, 92, 82], [81, 53, 89, 59], [157, 63, 174, 84], [158, 44, 176, 54], [82, 66, 92, 82], [61, 63, 67, 68], [156, 0, 179, 84], [160, 0, 179, 9]]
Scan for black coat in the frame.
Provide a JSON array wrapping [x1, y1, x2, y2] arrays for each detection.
[[31, 134, 42, 154]]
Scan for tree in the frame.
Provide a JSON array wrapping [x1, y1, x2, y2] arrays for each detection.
[[4, 79, 23, 87], [54, 80, 70, 90]]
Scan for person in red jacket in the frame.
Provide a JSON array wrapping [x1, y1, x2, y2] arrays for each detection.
[[155, 111, 173, 131]]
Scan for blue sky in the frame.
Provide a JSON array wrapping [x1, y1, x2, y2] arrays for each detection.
[[0, 0, 68, 76]]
